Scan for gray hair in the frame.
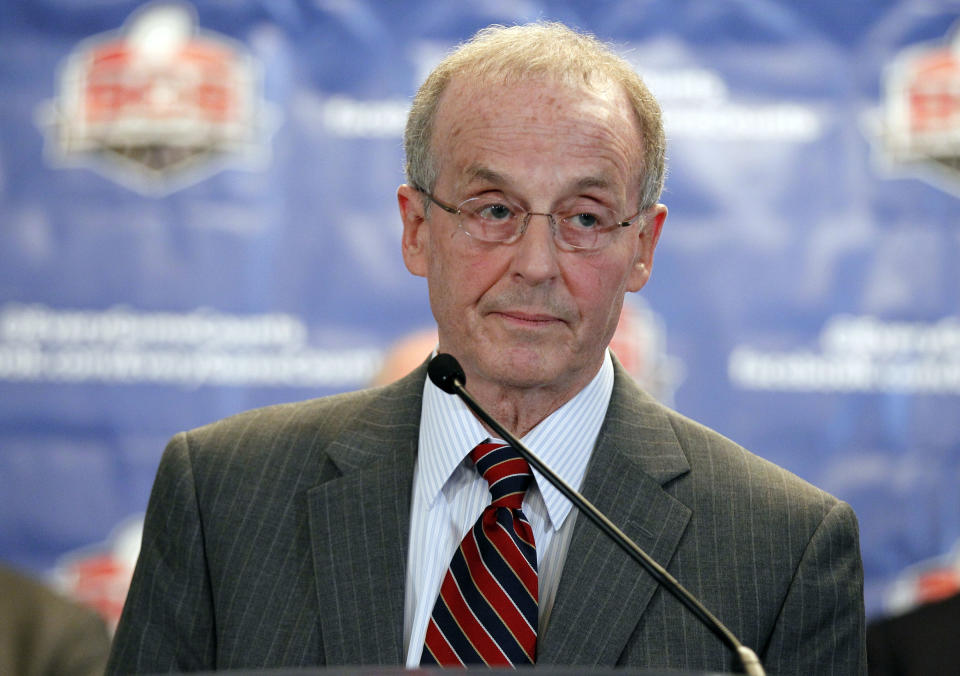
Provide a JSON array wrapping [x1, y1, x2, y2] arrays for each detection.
[[403, 22, 666, 210]]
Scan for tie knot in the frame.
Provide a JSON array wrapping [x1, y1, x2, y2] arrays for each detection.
[[470, 442, 533, 509]]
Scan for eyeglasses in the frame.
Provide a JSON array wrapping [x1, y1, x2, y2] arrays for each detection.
[[417, 188, 643, 252]]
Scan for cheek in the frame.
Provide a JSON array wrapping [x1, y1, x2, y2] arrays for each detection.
[[567, 259, 632, 319], [428, 245, 498, 310], [452, 246, 512, 296]]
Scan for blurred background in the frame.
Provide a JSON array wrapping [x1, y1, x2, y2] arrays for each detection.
[[1, 0, 958, 642]]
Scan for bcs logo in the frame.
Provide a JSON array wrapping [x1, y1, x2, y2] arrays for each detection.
[[51, 516, 144, 632], [609, 296, 684, 406], [882, 539, 960, 616], [868, 20, 960, 195], [37, 2, 277, 195]]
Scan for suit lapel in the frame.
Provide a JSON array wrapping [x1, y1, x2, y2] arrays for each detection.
[[539, 361, 692, 665], [301, 358, 692, 665], [306, 365, 426, 665]]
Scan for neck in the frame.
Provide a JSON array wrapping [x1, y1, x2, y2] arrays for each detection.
[[478, 390, 567, 439], [467, 359, 604, 438]]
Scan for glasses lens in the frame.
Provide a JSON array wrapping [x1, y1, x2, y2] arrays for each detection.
[[557, 206, 619, 250], [455, 196, 627, 250], [458, 196, 523, 242]]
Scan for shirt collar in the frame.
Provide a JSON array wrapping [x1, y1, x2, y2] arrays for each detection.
[[418, 350, 615, 531]]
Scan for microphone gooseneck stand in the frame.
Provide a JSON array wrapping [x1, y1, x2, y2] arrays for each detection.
[[427, 353, 766, 676]]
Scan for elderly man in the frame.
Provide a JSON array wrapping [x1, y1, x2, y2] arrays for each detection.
[[108, 22, 866, 674]]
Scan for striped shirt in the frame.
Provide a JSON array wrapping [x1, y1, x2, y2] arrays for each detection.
[[403, 350, 615, 665]]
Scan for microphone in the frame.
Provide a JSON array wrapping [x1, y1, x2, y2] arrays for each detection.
[[427, 353, 766, 676], [426, 352, 464, 395]]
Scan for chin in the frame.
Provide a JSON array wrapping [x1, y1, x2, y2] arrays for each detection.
[[480, 350, 568, 390]]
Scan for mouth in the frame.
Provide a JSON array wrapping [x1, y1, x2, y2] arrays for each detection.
[[492, 310, 566, 327]]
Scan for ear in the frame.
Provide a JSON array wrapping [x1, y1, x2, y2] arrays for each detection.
[[626, 204, 666, 292], [398, 184, 430, 278]]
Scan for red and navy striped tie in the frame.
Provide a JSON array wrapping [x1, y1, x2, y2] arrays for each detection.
[[422, 441, 538, 666]]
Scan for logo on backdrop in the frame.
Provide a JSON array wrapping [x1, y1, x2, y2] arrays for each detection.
[[609, 296, 685, 406], [882, 539, 960, 616], [37, 2, 277, 195], [866, 21, 960, 196], [51, 515, 144, 631]]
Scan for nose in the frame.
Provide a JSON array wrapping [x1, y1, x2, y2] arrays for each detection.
[[510, 212, 561, 284]]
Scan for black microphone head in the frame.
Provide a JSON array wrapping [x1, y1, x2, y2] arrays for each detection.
[[428, 353, 465, 394]]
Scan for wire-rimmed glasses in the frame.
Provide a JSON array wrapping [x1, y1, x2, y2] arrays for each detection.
[[417, 188, 643, 252]]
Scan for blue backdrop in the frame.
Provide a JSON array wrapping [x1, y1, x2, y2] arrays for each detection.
[[2, 0, 959, 629]]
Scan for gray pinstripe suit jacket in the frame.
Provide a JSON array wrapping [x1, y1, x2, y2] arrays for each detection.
[[107, 359, 866, 674]]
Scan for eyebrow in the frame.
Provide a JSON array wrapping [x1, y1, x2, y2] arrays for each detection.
[[462, 165, 509, 188], [572, 175, 615, 192], [462, 165, 616, 195]]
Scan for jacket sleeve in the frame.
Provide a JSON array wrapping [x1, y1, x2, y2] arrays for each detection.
[[761, 500, 867, 676], [106, 432, 216, 674]]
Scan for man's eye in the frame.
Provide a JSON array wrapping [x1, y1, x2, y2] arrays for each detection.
[[477, 203, 514, 221], [569, 212, 601, 228]]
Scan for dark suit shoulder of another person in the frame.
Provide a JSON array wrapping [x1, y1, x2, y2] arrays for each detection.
[[0, 564, 111, 676], [866, 592, 960, 676]]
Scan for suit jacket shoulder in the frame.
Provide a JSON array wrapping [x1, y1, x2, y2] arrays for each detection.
[[541, 361, 866, 675], [108, 366, 427, 673], [183, 372, 421, 472]]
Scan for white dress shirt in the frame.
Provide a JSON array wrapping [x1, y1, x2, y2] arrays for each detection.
[[403, 351, 615, 665]]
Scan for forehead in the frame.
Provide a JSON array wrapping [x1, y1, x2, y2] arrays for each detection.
[[431, 74, 644, 194]]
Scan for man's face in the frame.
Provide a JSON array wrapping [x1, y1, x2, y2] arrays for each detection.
[[398, 76, 665, 400]]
